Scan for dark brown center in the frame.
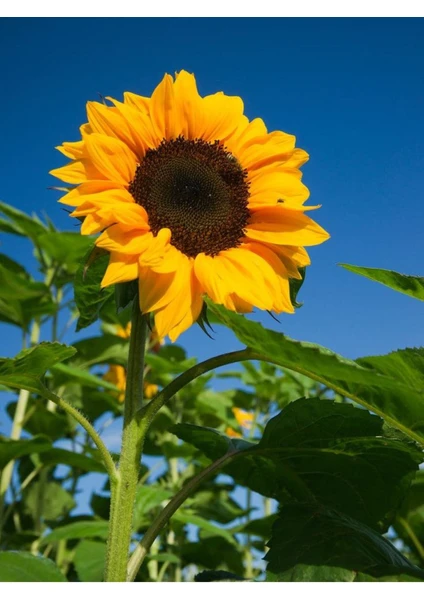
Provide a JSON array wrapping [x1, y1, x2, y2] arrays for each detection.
[[129, 136, 250, 257]]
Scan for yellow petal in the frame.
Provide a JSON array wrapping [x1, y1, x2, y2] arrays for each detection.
[[194, 250, 279, 311], [80, 214, 104, 235], [138, 252, 190, 314], [229, 117, 268, 155], [173, 70, 204, 139], [242, 242, 294, 313], [150, 73, 181, 140], [107, 98, 159, 152], [50, 159, 105, 184], [155, 264, 203, 341], [123, 91, 150, 114], [61, 183, 133, 207], [198, 92, 245, 143], [264, 244, 311, 278], [101, 253, 139, 287], [227, 293, 253, 313], [236, 131, 296, 172], [84, 133, 137, 185], [249, 170, 310, 205], [148, 243, 188, 274], [246, 206, 330, 246], [87, 101, 149, 157], [194, 253, 232, 305], [219, 246, 292, 313], [56, 140, 85, 160], [139, 228, 172, 268], [97, 226, 152, 254]]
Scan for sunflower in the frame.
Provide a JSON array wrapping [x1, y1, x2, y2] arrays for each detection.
[[51, 71, 329, 341]]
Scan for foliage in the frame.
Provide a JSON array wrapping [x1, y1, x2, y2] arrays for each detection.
[[0, 201, 423, 582]]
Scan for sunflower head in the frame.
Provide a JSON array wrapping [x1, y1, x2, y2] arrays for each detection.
[[51, 71, 329, 341]]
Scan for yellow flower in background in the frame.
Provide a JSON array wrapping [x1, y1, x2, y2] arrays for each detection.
[[104, 364, 127, 403], [225, 407, 255, 438], [103, 364, 158, 403], [115, 322, 132, 339], [103, 323, 159, 402], [225, 427, 241, 438], [52, 71, 329, 341], [232, 407, 254, 429], [144, 382, 159, 399]]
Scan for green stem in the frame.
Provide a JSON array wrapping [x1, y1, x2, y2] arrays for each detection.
[[245, 487, 253, 578], [140, 349, 257, 424], [263, 496, 272, 517], [127, 450, 238, 582], [398, 517, 424, 564], [43, 390, 118, 483], [0, 319, 41, 538], [104, 301, 149, 582]]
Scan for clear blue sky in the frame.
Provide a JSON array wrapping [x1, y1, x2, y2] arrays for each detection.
[[0, 16, 423, 378]]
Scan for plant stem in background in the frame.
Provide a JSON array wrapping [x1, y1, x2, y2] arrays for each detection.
[[127, 450, 238, 582], [0, 319, 41, 537], [104, 298, 149, 582]]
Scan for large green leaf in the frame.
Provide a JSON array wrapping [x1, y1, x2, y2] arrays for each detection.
[[72, 334, 129, 368], [0, 436, 51, 470], [0, 200, 48, 242], [0, 258, 51, 302], [171, 511, 237, 545], [0, 342, 76, 395], [190, 488, 248, 524], [265, 504, 424, 581], [37, 232, 93, 275], [340, 263, 424, 301], [6, 398, 72, 441], [40, 520, 109, 545], [180, 537, 244, 575], [394, 470, 424, 558], [133, 485, 173, 530], [172, 398, 421, 531], [74, 247, 114, 331], [209, 302, 424, 445], [24, 482, 76, 521], [39, 448, 106, 473], [73, 540, 106, 582], [0, 551, 67, 582], [50, 362, 118, 392], [0, 255, 56, 329]]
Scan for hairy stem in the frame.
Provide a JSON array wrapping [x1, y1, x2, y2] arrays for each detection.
[[43, 390, 118, 483], [127, 451, 238, 582], [140, 349, 257, 425], [104, 300, 149, 582]]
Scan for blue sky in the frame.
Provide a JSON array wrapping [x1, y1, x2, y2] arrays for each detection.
[[1, 17, 423, 365], [0, 15, 423, 530]]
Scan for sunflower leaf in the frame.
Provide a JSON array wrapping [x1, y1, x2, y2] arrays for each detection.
[[0, 342, 76, 395], [37, 232, 93, 275], [74, 245, 114, 331], [289, 266, 306, 308], [171, 398, 421, 532], [339, 263, 424, 301], [0, 552, 67, 582], [208, 301, 424, 446], [0, 200, 48, 242], [265, 504, 424, 582]]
